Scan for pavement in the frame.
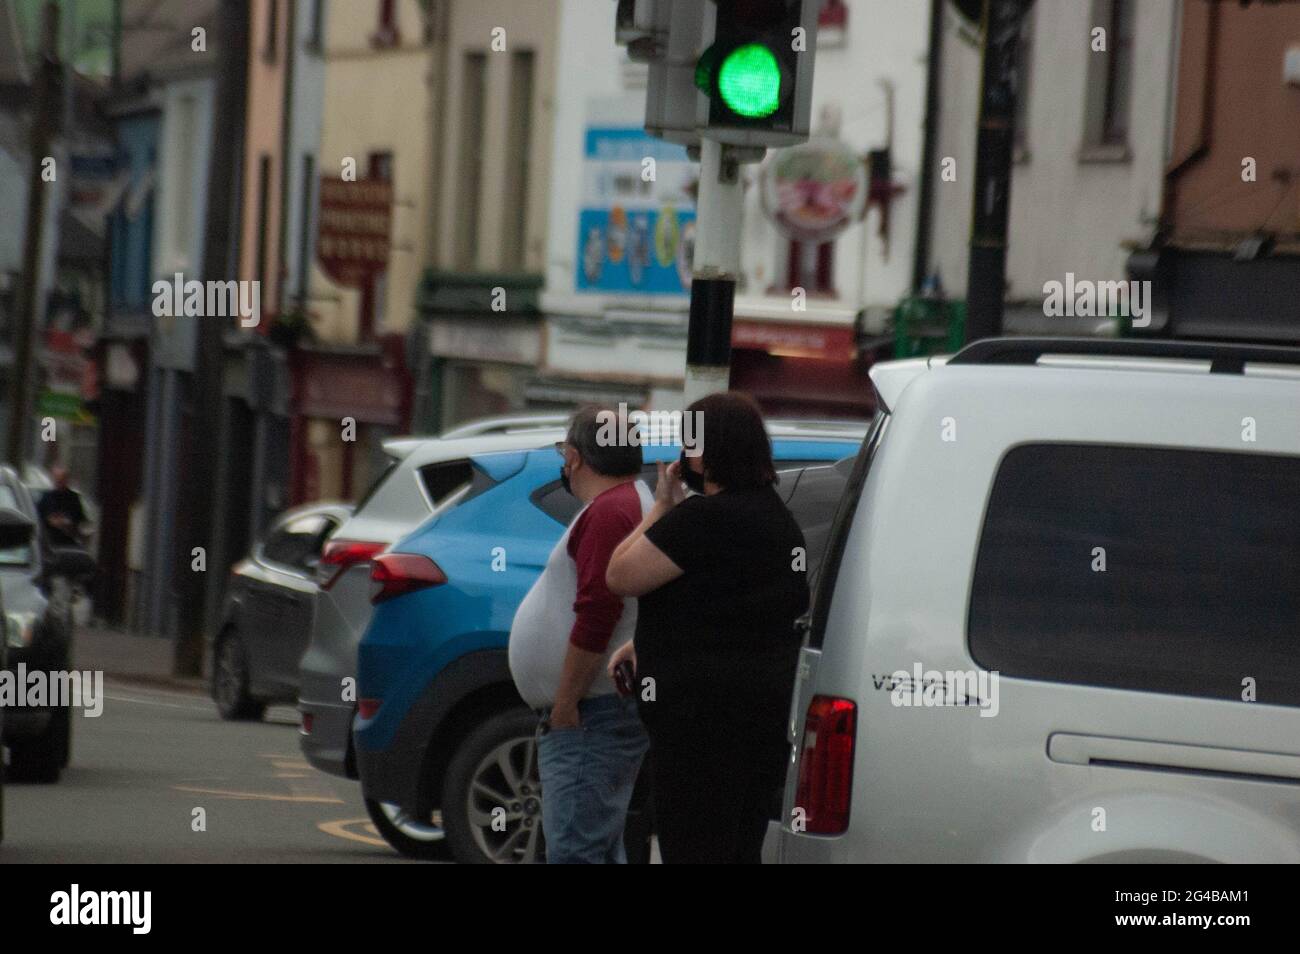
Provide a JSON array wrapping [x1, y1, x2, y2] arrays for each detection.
[[75, 623, 207, 694]]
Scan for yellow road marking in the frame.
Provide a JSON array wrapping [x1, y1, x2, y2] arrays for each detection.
[[173, 785, 344, 804], [319, 817, 388, 848]]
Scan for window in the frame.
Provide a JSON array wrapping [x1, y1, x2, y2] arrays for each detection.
[[1100, 0, 1134, 144], [500, 50, 535, 272], [455, 52, 487, 270], [969, 444, 1300, 706], [1082, 0, 1135, 153], [297, 153, 315, 304], [262, 513, 336, 572], [418, 460, 475, 509]]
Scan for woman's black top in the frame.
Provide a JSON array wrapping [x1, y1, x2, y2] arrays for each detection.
[[635, 484, 810, 709]]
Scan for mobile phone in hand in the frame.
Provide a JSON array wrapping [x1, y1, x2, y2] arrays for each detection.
[[614, 660, 635, 697]]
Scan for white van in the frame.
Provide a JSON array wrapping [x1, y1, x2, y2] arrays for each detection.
[[780, 338, 1300, 863]]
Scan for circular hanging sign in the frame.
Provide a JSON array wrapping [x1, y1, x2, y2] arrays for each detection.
[[760, 136, 868, 244]]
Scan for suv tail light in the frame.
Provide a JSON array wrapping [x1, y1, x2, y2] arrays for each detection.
[[370, 553, 447, 604], [318, 539, 386, 590], [794, 695, 856, 835]]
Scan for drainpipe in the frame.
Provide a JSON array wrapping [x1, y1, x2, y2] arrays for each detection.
[[911, 0, 944, 292], [414, 0, 451, 433], [1161, 0, 1217, 240]]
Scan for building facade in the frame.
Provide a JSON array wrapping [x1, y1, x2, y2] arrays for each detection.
[[296, 0, 428, 503], [1131, 0, 1300, 341], [413, 0, 560, 429], [926, 0, 1178, 334]]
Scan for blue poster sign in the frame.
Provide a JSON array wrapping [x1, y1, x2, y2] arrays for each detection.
[[575, 115, 696, 296]]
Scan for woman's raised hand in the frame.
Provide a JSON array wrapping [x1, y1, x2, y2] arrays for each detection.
[[656, 459, 687, 508]]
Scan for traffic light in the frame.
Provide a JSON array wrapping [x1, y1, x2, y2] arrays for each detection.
[[693, 0, 819, 147]]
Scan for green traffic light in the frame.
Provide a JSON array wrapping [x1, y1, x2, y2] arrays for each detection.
[[717, 43, 781, 119]]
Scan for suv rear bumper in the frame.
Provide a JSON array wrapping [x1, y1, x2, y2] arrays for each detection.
[[299, 697, 355, 778], [356, 649, 515, 814]]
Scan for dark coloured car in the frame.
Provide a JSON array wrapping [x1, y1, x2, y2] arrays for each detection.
[[211, 502, 351, 720], [0, 466, 94, 785]]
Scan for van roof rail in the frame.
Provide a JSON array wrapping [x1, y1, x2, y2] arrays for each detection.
[[948, 337, 1300, 374]]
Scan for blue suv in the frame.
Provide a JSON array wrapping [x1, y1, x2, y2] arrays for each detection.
[[354, 434, 860, 863]]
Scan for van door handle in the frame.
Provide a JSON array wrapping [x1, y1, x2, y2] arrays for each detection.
[[1048, 732, 1300, 783]]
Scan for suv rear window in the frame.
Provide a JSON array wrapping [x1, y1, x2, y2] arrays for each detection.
[[419, 460, 475, 508], [530, 464, 665, 526], [968, 443, 1300, 706]]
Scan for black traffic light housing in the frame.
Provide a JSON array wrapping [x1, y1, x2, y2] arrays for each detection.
[[693, 0, 818, 147]]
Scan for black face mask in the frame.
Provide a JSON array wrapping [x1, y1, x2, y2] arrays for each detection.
[[559, 462, 573, 496], [679, 451, 706, 494]]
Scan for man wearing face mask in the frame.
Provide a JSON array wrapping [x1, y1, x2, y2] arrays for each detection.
[[508, 405, 652, 863]]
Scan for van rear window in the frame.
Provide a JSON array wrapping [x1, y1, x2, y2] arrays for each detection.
[[968, 443, 1300, 706]]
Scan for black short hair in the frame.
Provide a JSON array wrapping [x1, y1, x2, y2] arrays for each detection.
[[688, 391, 776, 490], [566, 405, 643, 477]]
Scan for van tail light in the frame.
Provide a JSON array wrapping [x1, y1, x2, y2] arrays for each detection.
[[370, 553, 447, 604], [318, 539, 386, 590], [794, 695, 856, 835]]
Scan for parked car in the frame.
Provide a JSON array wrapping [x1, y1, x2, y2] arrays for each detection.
[[780, 338, 1300, 863], [298, 426, 568, 846], [0, 504, 37, 843], [0, 466, 95, 783], [210, 502, 352, 720], [353, 433, 862, 863]]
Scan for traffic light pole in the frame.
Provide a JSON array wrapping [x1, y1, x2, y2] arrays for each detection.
[[684, 137, 746, 405]]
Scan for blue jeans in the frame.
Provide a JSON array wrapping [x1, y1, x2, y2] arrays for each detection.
[[537, 693, 648, 864]]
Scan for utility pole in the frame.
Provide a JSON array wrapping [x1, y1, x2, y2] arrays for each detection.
[[964, 0, 1031, 342], [175, 0, 249, 677], [8, 2, 61, 468], [684, 138, 744, 405]]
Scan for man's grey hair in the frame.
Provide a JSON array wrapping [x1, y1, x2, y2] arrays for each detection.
[[566, 405, 643, 477]]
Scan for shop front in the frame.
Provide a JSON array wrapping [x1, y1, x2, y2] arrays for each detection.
[[290, 339, 410, 505], [729, 312, 874, 420]]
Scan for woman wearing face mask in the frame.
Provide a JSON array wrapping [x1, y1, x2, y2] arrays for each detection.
[[605, 392, 809, 864]]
